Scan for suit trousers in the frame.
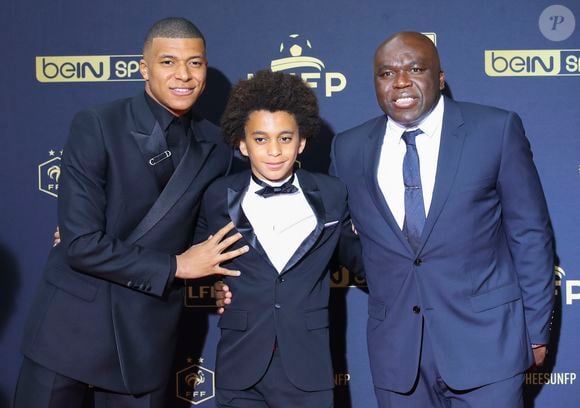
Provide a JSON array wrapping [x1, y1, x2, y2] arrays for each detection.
[[14, 357, 167, 408], [216, 348, 333, 408], [374, 320, 524, 408]]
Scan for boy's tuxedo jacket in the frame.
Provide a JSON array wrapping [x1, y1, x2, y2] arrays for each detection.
[[197, 169, 360, 391]]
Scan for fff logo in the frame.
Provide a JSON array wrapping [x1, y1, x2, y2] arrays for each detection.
[[38, 150, 62, 198], [176, 359, 215, 405]]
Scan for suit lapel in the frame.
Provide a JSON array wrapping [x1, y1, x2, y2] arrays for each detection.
[[280, 169, 325, 274], [126, 107, 217, 245], [419, 97, 466, 251], [227, 172, 275, 270], [363, 116, 410, 249]]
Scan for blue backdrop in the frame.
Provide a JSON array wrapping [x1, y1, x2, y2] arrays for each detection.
[[1, 1, 579, 407]]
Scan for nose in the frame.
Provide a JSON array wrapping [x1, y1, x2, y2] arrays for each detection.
[[175, 62, 191, 81], [267, 140, 281, 156], [393, 71, 411, 88]]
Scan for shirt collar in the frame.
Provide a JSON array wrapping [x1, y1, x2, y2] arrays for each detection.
[[144, 91, 192, 132], [247, 173, 300, 193], [386, 95, 445, 142]]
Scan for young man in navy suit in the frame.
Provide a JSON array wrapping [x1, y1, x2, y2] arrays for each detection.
[[198, 70, 360, 408], [15, 18, 247, 408]]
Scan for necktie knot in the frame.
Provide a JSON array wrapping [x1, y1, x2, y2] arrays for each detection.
[[253, 174, 298, 198], [402, 129, 423, 146]]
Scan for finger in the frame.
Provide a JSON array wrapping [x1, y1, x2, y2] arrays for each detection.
[[218, 245, 249, 263], [224, 297, 231, 304], [217, 307, 225, 315], [217, 267, 241, 277], [215, 290, 225, 300], [216, 232, 243, 252], [216, 298, 226, 307], [211, 222, 236, 243]]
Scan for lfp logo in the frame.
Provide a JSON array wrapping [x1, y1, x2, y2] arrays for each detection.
[[249, 34, 347, 97]]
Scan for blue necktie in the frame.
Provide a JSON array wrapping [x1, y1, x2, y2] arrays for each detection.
[[402, 129, 425, 252]]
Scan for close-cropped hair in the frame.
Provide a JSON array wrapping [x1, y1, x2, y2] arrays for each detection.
[[221, 70, 321, 147], [143, 17, 205, 52]]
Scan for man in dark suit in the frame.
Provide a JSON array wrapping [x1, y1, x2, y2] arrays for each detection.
[[15, 17, 247, 408], [330, 32, 554, 407], [202, 70, 360, 408]]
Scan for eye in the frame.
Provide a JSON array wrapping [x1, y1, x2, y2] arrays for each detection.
[[160, 59, 173, 66], [379, 70, 394, 78], [254, 137, 266, 144], [189, 60, 203, 67], [410, 67, 425, 74], [279, 136, 293, 143]]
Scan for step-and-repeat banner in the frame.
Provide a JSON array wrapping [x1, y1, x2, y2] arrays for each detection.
[[1, 1, 578, 406]]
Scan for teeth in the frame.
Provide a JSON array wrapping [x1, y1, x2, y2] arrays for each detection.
[[396, 97, 414, 103], [173, 88, 192, 94]]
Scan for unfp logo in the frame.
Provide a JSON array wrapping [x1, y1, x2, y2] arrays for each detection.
[[36, 55, 143, 82], [555, 265, 580, 305], [38, 149, 62, 198], [176, 358, 215, 405], [249, 34, 347, 97], [484, 49, 580, 76]]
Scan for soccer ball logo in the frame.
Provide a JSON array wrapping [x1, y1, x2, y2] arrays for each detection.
[[280, 34, 312, 57], [272, 34, 325, 72]]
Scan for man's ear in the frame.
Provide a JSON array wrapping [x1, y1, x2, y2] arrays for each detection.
[[140, 59, 149, 81]]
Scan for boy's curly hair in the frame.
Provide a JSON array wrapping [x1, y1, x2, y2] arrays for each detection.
[[221, 70, 320, 147]]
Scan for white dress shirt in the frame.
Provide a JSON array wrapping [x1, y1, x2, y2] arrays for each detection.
[[377, 96, 445, 229], [242, 174, 316, 273]]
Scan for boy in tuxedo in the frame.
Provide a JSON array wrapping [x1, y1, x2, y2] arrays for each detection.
[[196, 70, 360, 407]]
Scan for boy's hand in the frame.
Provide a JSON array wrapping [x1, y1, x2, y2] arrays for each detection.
[[175, 222, 248, 280], [215, 281, 233, 314]]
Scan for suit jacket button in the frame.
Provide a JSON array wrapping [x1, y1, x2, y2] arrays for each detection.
[[127, 280, 133, 287], [414, 258, 422, 266], [412, 306, 421, 314], [274, 304, 281, 309]]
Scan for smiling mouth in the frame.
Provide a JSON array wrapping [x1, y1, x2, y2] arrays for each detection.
[[171, 88, 194, 95], [393, 96, 418, 108]]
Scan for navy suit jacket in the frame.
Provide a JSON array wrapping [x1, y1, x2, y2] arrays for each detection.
[[330, 97, 554, 392], [196, 169, 360, 392], [21, 93, 231, 394]]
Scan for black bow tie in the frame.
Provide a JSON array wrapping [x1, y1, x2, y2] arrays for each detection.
[[253, 173, 298, 198]]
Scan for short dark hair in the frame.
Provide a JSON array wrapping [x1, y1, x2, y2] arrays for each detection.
[[143, 17, 205, 53], [221, 70, 320, 147]]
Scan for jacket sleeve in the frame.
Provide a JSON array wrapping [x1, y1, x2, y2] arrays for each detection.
[[497, 111, 554, 345], [58, 109, 174, 297]]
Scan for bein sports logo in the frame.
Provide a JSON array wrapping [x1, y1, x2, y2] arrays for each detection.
[[176, 358, 215, 405], [250, 34, 347, 97], [36, 55, 142, 83], [555, 265, 580, 305], [38, 149, 62, 198]]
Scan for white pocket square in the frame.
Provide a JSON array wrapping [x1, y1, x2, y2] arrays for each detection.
[[324, 220, 339, 227]]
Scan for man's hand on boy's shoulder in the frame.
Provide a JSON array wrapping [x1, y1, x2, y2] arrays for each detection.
[[215, 280, 233, 314]]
